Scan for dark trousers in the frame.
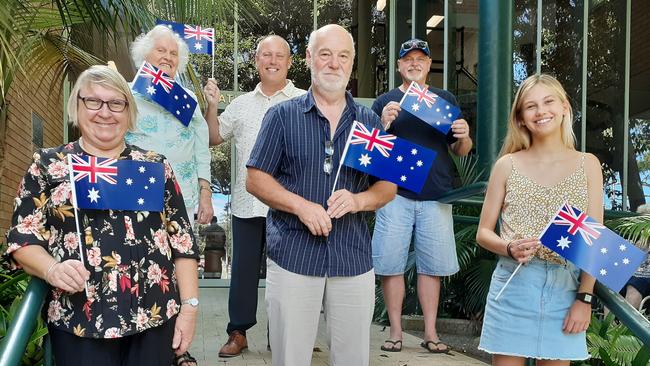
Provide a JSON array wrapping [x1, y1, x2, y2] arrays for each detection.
[[49, 317, 176, 366], [227, 215, 266, 334]]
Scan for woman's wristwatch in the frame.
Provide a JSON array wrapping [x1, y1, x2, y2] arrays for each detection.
[[576, 292, 593, 305], [181, 297, 199, 308]]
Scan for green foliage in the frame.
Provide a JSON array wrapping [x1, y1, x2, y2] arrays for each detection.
[[609, 214, 650, 250], [585, 313, 650, 366]]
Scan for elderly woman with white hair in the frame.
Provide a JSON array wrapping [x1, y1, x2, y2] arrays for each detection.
[[5, 65, 199, 365], [126, 24, 214, 227]]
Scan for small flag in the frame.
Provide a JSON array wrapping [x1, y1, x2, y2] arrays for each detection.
[[156, 19, 214, 55], [131, 62, 197, 127], [539, 202, 648, 292], [341, 121, 436, 193], [69, 155, 165, 212], [399, 81, 461, 135]]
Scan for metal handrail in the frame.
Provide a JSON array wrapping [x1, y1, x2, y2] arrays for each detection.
[[0, 278, 49, 366]]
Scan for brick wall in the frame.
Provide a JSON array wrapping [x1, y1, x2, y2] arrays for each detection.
[[0, 71, 64, 242]]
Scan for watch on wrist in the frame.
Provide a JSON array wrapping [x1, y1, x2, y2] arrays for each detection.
[[181, 297, 199, 307], [576, 292, 593, 305]]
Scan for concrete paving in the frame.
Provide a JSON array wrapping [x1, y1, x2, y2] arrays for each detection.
[[188, 288, 488, 365]]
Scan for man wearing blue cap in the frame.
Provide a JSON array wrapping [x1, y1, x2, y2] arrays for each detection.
[[371, 38, 472, 353]]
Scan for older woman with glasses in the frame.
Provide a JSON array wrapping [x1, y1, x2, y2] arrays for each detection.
[[5, 65, 199, 366], [126, 25, 213, 226]]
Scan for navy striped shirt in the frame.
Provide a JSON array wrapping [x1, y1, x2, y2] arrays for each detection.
[[247, 89, 383, 277]]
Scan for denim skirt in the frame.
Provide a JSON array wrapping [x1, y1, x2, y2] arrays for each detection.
[[478, 257, 589, 360]]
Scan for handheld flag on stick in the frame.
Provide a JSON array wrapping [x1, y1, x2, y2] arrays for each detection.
[[131, 62, 197, 127], [69, 154, 165, 212], [156, 19, 214, 55], [332, 121, 436, 194], [399, 81, 461, 135], [539, 202, 647, 292]]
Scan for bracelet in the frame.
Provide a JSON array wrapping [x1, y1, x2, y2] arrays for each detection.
[[44, 259, 59, 284], [506, 241, 516, 260]]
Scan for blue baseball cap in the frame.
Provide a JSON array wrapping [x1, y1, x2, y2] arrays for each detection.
[[399, 39, 430, 58]]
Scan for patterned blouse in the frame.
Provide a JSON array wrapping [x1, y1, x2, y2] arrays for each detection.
[[500, 154, 589, 264], [5, 141, 199, 339]]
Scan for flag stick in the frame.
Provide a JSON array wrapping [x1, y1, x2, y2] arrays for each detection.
[[67, 154, 90, 298], [331, 122, 357, 196], [210, 26, 215, 79], [494, 262, 522, 301]]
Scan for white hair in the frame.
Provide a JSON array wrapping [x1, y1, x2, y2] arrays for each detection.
[[130, 25, 189, 75], [255, 35, 291, 56]]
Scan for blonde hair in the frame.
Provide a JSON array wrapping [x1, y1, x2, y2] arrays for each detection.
[[130, 25, 189, 76], [67, 65, 138, 131], [499, 74, 576, 156]]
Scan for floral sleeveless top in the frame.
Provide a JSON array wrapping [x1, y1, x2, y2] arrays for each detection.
[[500, 153, 589, 264]]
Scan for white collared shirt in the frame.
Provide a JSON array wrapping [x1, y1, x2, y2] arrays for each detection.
[[219, 81, 306, 218]]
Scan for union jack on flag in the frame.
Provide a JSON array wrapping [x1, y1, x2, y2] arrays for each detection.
[[70, 155, 118, 184], [138, 62, 174, 93], [552, 202, 606, 245], [399, 81, 461, 135], [405, 82, 437, 108], [349, 122, 397, 158], [184, 25, 214, 41], [540, 201, 647, 292]]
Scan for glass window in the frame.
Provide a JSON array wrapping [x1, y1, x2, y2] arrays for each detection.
[[513, 0, 538, 86], [31, 112, 43, 149], [586, 0, 627, 210]]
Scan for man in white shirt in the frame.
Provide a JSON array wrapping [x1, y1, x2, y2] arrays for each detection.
[[203, 35, 306, 357]]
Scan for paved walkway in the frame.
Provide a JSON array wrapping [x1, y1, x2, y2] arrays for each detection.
[[188, 288, 488, 365]]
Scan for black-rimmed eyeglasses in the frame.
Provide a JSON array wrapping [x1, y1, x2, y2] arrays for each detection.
[[323, 140, 334, 175], [78, 96, 129, 112]]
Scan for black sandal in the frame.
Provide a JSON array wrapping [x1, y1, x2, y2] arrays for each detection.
[[380, 339, 403, 352], [173, 351, 197, 366]]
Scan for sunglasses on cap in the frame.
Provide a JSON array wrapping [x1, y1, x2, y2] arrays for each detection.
[[399, 39, 430, 58]]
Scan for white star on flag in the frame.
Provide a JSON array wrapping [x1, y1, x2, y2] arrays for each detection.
[[400, 175, 407, 182], [599, 269, 607, 276], [174, 95, 179, 100], [436, 108, 440, 112], [396, 156, 403, 162], [623, 258, 630, 265], [358, 154, 371, 167], [556, 236, 571, 250], [139, 166, 146, 173], [619, 244, 627, 251], [126, 178, 133, 185], [146, 85, 156, 95], [87, 188, 100, 203], [416, 160, 423, 167], [138, 198, 144, 205], [194, 42, 203, 50], [411, 103, 419, 111], [149, 177, 156, 184], [600, 247, 607, 254], [411, 148, 418, 155]]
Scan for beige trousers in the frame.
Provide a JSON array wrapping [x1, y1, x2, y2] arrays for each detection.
[[265, 259, 375, 366]]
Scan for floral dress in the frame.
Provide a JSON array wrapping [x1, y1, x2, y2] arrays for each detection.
[[5, 141, 199, 339]]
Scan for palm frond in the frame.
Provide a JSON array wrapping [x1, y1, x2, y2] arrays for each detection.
[[451, 153, 485, 187], [610, 215, 650, 249]]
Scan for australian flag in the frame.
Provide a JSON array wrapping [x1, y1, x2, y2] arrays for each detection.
[[539, 202, 647, 292], [156, 19, 214, 54], [341, 121, 436, 193], [399, 81, 461, 135], [131, 62, 197, 127], [68, 155, 165, 212]]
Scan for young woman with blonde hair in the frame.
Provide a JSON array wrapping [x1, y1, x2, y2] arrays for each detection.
[[476, 74, 603, 365]]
